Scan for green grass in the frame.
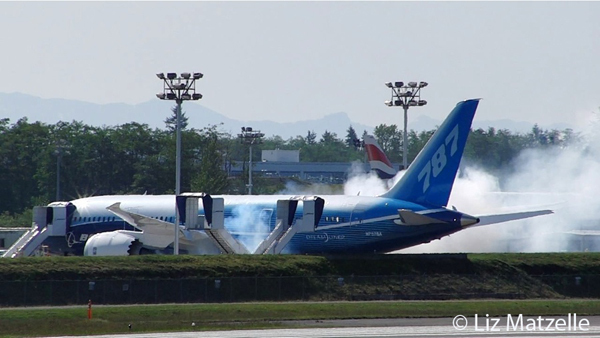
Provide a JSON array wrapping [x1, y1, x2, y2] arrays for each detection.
[[469, 253, 600, 274], [0, 255, 335, 281], [2, 253, 600, 307], [1, 300, 599, 337], [3, 253, 600, 282]]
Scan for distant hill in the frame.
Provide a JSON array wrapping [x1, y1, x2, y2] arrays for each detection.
[[0, 92, 374, 139], [410, 114, 573, 134], [0, 92, 574, 139]]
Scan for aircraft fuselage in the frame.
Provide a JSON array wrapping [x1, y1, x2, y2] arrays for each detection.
[[65, 194, 465, 255]]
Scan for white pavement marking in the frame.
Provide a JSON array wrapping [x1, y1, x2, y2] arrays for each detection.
[[49, 325, 600, 338]]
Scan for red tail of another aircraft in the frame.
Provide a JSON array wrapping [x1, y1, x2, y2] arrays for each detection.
[[363, 134, 398, 179]]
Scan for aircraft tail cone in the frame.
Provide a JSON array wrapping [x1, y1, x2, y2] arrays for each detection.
[[460, 214, 480, 227]]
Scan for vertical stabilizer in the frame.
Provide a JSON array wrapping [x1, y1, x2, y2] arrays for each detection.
[[380, 99, 479, 206], [363, 134, 397, 179]]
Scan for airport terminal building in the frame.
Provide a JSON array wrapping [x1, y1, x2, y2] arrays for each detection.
[[227, 149, 373, 183]]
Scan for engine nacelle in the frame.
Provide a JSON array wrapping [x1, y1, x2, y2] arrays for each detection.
[[84, 231, 143, 256]]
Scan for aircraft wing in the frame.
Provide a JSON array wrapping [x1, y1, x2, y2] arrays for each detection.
[[474, 209, 554, 227], [106, 202, 183, 237]]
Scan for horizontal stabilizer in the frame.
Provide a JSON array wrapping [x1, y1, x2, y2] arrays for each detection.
[[475, 210, 553, 227], [397, 209, 447, 226], [562, 230, 600, 236]]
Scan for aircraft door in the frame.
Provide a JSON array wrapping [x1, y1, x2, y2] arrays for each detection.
[[46, 202, 72, 236], [350, 203, 367, 226], [32, 206, 49, 230]]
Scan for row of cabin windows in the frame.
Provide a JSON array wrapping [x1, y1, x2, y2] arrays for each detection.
[[73, 214, 343, 224], [323, 216, 345, 223], [72, 216, 175, 223], [72, 216, 117, 223]]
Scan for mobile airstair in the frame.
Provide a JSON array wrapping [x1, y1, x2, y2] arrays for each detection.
[[177, 193, 250, 254], [253, 196, 323, 254], [176, 193, 323, 255], [2, 202, 70, 258]]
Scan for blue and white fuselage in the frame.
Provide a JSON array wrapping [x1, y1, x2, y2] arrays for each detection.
[[54, 99, 552, 256], [66, 194, 471, 255]]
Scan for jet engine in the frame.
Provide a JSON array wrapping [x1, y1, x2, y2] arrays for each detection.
[[83, 231, 143, 256]]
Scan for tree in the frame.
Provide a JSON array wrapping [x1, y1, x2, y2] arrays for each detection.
[[305, 130, 317, 145], [0, 111, 588, 221], [0, 118, 52, 214], [164, 105, 189, 132], [373, 124, 402, 162], [190, 130, 229, 194], [344, 126, 358, 148], [319, 130, 338, 144], [407, 129, 435, 164]]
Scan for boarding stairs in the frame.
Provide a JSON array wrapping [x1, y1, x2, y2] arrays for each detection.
[[177, 193, 249, 254], [254, 197, 323, 255], [1, 226, 49, 258], [176, 193, 323, 255], [2, 203, 70, 258]]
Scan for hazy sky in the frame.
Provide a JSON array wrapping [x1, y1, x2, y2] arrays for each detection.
[[1, 2, 599, 129]]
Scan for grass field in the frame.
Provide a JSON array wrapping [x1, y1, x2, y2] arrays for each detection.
[[1, 299, 600, 337], [2, 253, 600, 281], [1, 254, 600, 336], [2, 253, 600, 307]]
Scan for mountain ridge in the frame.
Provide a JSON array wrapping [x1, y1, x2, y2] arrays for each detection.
[[0, 92, 574, 139]]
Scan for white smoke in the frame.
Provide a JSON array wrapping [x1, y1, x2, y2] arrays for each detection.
[[243, 114, 600, 254], [276, 161, 403, 196], [401, 111, 600, 254], [343, 162, 404, 196], [343, 172, 388, 196], [224, 204, 271, 253], [278, 180, 341, 195]]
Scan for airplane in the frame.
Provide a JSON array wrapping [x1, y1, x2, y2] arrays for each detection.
[[363, 134, 398, 179], [6, 99, 554, 257]]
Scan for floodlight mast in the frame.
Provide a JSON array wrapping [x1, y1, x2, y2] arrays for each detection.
[[238, 127, 264, 195], [54, 139, 70, 201], [384, 81, 427, 170], [156, 72, 203, 255]]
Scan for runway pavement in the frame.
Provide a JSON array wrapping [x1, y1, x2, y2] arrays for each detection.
[[49, 316, 600, 338]]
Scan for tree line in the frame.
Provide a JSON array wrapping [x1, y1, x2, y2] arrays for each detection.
[[0, 108, 580, 225]]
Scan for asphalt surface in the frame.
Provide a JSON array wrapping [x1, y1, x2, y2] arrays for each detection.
[[48, 316, 600, 338]]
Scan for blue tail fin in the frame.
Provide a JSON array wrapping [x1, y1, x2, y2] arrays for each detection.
[[379, 99, 479, 206]]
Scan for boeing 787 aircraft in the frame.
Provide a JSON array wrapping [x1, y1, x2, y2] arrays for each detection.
[[2, 99, 553, 257]]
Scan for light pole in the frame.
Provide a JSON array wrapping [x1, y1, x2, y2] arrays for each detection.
[[54, 139, 70, 201], [156, 72, 203, 255], [238, 127, 264, 195], [384, 81, 428, 170]]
